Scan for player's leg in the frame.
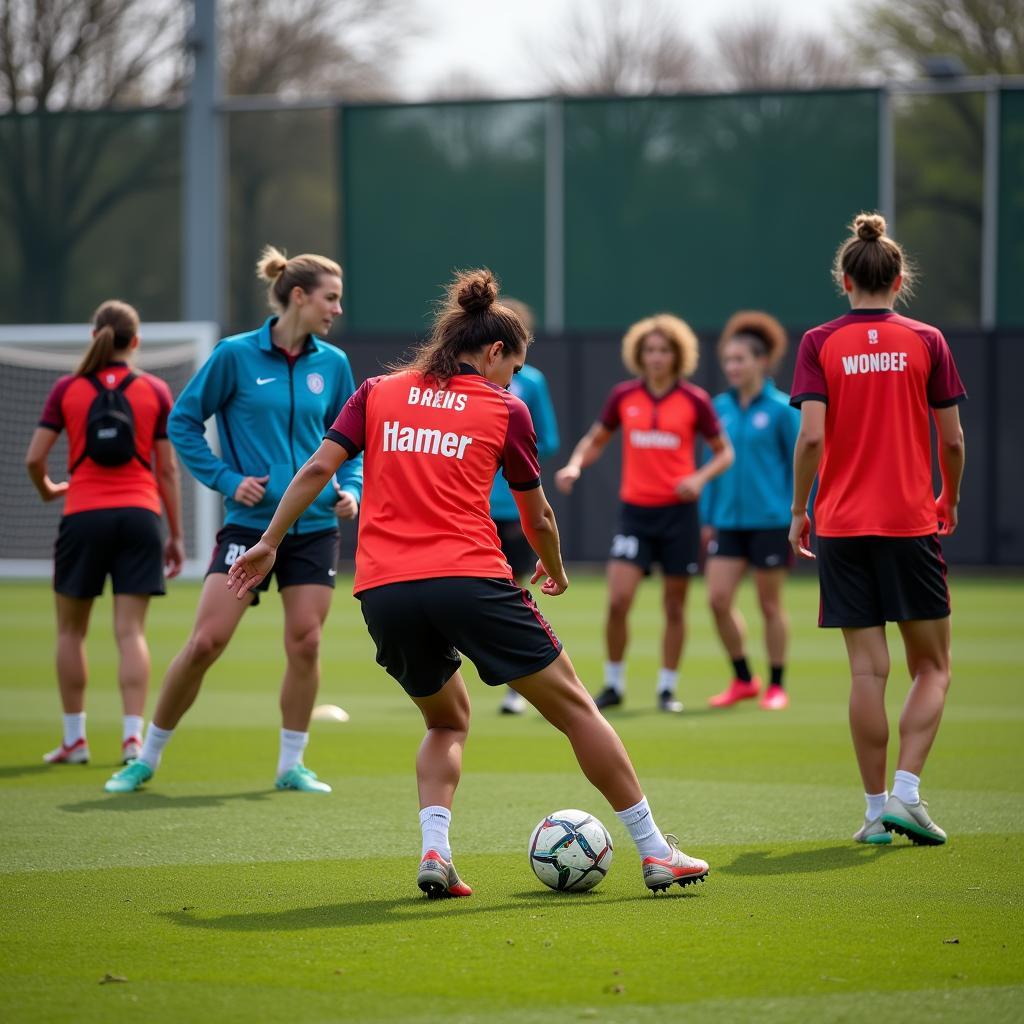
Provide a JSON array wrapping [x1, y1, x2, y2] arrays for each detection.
[[754, 566, 790, 710], [276, 583, 334, 792], [707, 554, 761, 707], [493, 518, 533, 716], [46, 594, 94, 763], [597, 559, 644, 709], [112, 594, 151, 763], [657, 575, 689, 712]]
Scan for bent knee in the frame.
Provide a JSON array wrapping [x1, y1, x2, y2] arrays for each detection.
[[708, 590, 732, 616], [607, 593, 634, 619], [285, 626, 322, 665], [185, 630, 229, 667]]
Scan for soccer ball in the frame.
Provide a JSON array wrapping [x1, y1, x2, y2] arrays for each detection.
[[528, 809, 613, 892]]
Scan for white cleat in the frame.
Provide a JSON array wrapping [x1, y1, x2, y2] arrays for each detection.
[[642, 834, 709, 892], [43, 738, 90, 764]]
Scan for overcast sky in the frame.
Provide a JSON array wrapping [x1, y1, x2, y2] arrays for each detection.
[[398, 0, 851, 98]]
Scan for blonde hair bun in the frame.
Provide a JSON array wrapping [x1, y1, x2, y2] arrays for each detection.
[[853, 213, 887, 242], [257, 244, 289, 282]]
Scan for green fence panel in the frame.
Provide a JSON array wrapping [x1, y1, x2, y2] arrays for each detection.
[[0, 109, 180, 324], [998, 88, 1024, 327], [342, 102, 547, 332], [563, 90, 880, 331]]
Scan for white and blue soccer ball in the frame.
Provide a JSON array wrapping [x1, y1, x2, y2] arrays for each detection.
[[528, 809, 613, 892]]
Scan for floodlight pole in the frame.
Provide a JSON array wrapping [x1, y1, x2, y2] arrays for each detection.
[[981, 79, 1000, 331]]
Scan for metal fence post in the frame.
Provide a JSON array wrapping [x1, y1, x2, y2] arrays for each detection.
[[545, 98, 565, 333], [981, 80, 1000, 330]]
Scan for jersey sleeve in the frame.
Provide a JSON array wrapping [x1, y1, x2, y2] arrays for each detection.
[[501, 396, 541, 491], [790, 331, 828, 406], [599, 385, 624, 430], [325, 376, 377, 457], [691, 386, 722, 440], [148, 375, 174, 439], [924, 331, 967, 408], [39, 375, 74, 431]]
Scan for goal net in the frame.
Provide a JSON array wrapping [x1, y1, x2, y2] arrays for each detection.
[[0, 322, 219, 578]]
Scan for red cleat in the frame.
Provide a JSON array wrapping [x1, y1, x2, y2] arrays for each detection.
[[43, 737, 90, 764], [417, 850, 473, 899], [708, 677, 761, 708], [759, 685, 789, 711]]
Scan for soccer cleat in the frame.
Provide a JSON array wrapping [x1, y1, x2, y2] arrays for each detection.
[[642, 834, 709, 892], [104, 759, 153, 793], [417, 849, 473, 899], [657, 690, 684, 713], [500, 690, 527, 715], [759, 685, 789, 711], [275, 764, 332, 794], [43, 737, 90, 764], [121, 736, 142, 764], [881, 794, 947, 846], [593, 687, 623, 711], [708, 677, 762, 708], [853, 815, 893, 845]]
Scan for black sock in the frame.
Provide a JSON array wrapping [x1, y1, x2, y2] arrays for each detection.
[[771, 665, 785, 688], [731, 657, 752, 683]]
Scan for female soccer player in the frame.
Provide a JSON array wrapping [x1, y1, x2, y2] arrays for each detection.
[[702, 312, 800, 711], [105, 247, 363, 795], [789, 213, 966, 846], [228, 269, 709, 897], [25, 300, 184, 766], [555, 316, 733, 712], [489, 299, 560, 715]]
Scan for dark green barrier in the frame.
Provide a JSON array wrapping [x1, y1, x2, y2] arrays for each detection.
[[998, 89, 1024, 327]]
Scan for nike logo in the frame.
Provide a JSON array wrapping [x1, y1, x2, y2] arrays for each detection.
[[327, 569, 337, 577], [256, 377, 276, 386]]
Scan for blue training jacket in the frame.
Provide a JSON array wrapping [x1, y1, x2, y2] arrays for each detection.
[[700, 379, 799, 531], [168, 317, 363, 535], [489, 364, 560, 521]]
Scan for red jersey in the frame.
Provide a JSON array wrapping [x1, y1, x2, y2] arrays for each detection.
[[39, 362, 172, 517], [791, 309, 966, 537], [326, 365, 541, 594], [599, 380, 721, 506]]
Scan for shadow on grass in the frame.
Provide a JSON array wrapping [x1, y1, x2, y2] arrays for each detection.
[[59, 790, 274, 813], [720, 844, 907, 876], [0, 764, 60, 780], [605, 707, 720, 720]]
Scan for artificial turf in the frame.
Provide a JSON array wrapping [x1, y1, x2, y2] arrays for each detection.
[[1, 573, 1022, 1022]]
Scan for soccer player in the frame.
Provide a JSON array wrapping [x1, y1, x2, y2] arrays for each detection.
[[702, 312, 800, 711], [105, 247, 363, 795], [789, 213, 966, 846], [25, 300, 184, 766], [555, 316, 733, 712], [227, 269, 710, 896], [490, 299, 560, 715]]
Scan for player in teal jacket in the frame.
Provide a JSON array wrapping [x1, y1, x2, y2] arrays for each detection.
[[700, 312, 799, 712], [489, 301, 560, 715], [106, 248, 362, 795]]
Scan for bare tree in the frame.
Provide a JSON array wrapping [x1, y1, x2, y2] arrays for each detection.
[[534, 0, 703, 97], [713, 12, 862, 90]]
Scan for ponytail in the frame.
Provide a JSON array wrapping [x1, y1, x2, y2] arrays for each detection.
[[77, 299, 140, 377]]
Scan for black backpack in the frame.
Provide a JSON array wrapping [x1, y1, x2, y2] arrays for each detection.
[[72, 372, 146, 471]]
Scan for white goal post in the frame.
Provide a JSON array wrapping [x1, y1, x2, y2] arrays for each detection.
[[0, 321, 219, 579]]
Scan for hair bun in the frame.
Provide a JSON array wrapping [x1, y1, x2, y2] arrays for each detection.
[[456, 269, 498, 313], [257, 244, 289, 282], [853, 213, 886, 242]]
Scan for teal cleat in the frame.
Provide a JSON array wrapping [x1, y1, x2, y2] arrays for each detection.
[[275, 764, 332, 794], [104, 760, 154, 793]]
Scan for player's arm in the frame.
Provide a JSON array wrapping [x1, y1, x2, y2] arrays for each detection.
[[227, 439, 349, 597], [933, 405, 965, 535], [676, 433, 733, 502], [554, 422, 613, 494], [154, 439, 185, 578], [789, 400, 825, 559], [513, 485, 568, 596], [24, 427, 68, 503]]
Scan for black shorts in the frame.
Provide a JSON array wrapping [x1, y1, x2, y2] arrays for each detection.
[[817, 534, 950, 628], [710, 528, 793, 570], [610, 502, 700, 577], [494, 518, 536, 580], [357, 576, 563, 698], [207, 525, 339, 606], [54, 508, 165, 599]]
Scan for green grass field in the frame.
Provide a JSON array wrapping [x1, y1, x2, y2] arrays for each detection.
[[1, 573, 1022, 1022]]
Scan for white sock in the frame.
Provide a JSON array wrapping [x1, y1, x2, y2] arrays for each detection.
[[657, 668, 678, 695], [615, 796, 671, 860], [419, 805, 452, 859], [123, 715, 144, 743], [865, 790, 888, 820], [63, 712, 86, 747], [277, 729, 308, 778], [892, 769, 921, 805], [139, 723, 173, 770], [605, 661, 625, 694]]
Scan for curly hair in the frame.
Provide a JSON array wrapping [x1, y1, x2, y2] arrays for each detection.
[[718, 310, 788, 370], [621, 314, 699, 380]]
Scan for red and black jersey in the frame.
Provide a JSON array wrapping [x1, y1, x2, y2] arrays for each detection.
[[39, 362, 173, 517], [791, 309, 966, 538], [599, 379, 721, 506], [326, 365, 541, 594]]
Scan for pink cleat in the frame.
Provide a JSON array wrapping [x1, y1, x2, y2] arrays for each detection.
[[43, 737, 90, 764], [759, 685, 789, 711], [708, 677, 761, 708]]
